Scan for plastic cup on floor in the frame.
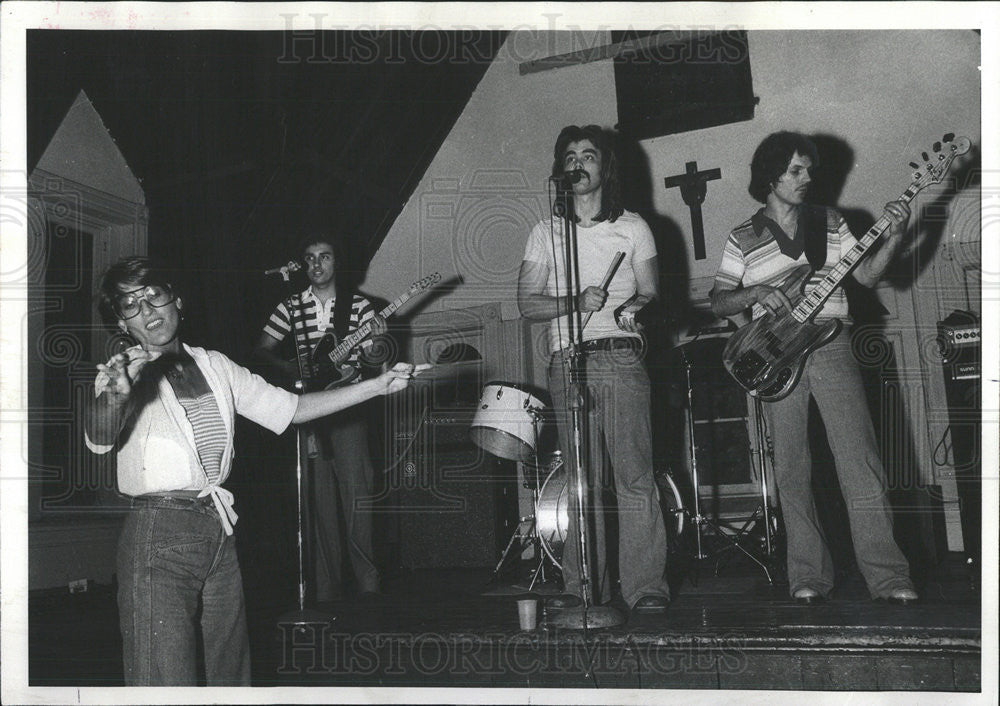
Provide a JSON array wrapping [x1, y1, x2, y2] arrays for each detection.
[[517, 598, 537, 630]]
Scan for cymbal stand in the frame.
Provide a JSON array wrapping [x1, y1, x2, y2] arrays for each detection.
[[680, 344, 773, 584], [714, 395, 782, 582]]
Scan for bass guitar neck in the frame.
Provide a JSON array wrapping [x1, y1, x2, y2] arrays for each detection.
[[721, 134, 970, 401]]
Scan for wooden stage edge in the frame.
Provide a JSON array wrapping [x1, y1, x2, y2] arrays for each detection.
[[252, 560, 980, 692], [30, 558, 982, 692]]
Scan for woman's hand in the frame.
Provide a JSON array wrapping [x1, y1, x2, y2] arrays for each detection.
[[374, 362, 431, 395], [94, 348, 160, 400]]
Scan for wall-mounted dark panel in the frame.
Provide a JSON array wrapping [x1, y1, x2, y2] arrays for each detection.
[[614, 30, 758, 139]]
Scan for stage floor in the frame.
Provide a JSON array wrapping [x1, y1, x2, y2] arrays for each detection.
[[29, 552, 981, 693]]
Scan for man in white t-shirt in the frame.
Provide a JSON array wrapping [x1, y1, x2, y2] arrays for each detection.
[[517, 125, 670, 613]]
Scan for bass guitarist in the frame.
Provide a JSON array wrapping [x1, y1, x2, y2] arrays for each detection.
[[710, 131, 918, 606], [253, 235, 387, 602]]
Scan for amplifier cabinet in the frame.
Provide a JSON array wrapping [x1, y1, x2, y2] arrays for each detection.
[[938, 311, 981, 562], [383, 405, 519, 570]]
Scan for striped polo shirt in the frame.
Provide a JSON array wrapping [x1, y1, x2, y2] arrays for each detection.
[[263, 287, 377, 372], [714, 206, 858, 321]]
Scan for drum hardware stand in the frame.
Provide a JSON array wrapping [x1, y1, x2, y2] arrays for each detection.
[[271, 266, 334, 630], [679, 343, 773, 586], [715, 396, 784, 582], [488, 408, 559, 592], [545, 172, 625, 631]]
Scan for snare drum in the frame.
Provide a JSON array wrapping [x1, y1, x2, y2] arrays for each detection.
[[469, 382, 546, 462]]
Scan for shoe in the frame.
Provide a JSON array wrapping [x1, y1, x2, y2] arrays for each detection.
[[546, 593, 582, 609], [632, 595, 669, 613], [886, 588, 919, 606], [793, 588, 825, 605]]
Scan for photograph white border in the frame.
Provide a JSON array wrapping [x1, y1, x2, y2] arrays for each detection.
[[2, 3, 997, 705]]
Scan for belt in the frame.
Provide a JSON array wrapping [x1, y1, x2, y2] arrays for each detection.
[[556, 337, 643, 357], [132, 486, 238, 536], [132, 491, 213, 508]]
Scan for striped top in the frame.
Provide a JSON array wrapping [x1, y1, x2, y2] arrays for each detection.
[[263, 287, 377, 371], [86, 344, 300, 535], [176, 392, 227, 485], [714, 206, 857, 321]]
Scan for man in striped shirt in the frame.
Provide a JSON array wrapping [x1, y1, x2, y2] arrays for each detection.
[[254, 237, 386, 601], [711, 131, 919, 606]]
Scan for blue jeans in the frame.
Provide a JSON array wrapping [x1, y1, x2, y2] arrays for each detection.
[[763, 329, 915, 599], [548, 342, 670, 608], [117, 495, 251, 685]]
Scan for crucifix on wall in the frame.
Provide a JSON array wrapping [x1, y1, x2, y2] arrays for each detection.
[[664, 161, 722, 261]]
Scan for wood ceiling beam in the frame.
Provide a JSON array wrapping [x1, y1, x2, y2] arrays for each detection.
[[517, 30, 716, 75]]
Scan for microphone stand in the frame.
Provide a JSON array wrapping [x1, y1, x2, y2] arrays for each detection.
[[547, 176, 625, 631], [274, 265, 334, 631]]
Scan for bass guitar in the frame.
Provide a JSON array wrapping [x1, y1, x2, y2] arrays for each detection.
[[722, 133, 970, 401], [305, 273, 441, 390]]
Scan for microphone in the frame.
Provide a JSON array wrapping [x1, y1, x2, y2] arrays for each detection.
[[264, 260, 302, 276], [550, 169, 587, 184]]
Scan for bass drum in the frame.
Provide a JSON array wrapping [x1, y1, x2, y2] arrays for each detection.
[[535, 456, 685, 570]]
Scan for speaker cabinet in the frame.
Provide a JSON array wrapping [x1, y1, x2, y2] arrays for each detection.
[[384, 402, 519, 570]]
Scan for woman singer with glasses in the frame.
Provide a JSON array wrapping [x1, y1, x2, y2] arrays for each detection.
[[84, 256, 424, 686]]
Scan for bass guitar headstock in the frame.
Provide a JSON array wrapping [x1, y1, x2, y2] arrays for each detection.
[[907, 133, 971, 191]]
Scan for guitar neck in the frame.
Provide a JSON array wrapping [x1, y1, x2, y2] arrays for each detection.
[[327, 292, 413, 361], [792, 184, 920, 322]]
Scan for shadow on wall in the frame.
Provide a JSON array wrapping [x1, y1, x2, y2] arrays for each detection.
[[810, 132, 982, 297], [616, 134, 690, 486], [617, 135, 690, 326], [893, 141, 981, 285], [809, 133, 886, 321], [807, 132, 964, 577]]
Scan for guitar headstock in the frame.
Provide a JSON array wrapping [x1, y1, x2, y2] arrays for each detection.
[[907, 133, 971, 190], [410, 272, 442, 293]]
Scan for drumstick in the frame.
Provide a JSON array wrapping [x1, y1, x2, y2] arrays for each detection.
[[581, 251, 625, 331]]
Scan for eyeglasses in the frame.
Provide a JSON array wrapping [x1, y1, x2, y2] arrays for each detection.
[[115, 285, 175, 320]]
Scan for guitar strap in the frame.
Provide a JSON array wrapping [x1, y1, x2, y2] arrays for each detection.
[[803, 205, 829, 271], [333, 285, 353, 341]]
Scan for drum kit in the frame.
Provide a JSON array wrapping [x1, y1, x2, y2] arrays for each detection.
[[468, 365, 783, 602], [469, 381, 688, 591], [469, 382, 559, 590]]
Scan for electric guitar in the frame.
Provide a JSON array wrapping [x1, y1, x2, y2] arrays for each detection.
[[722, 134, 970, 402], [304, 273, 441, 391]]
